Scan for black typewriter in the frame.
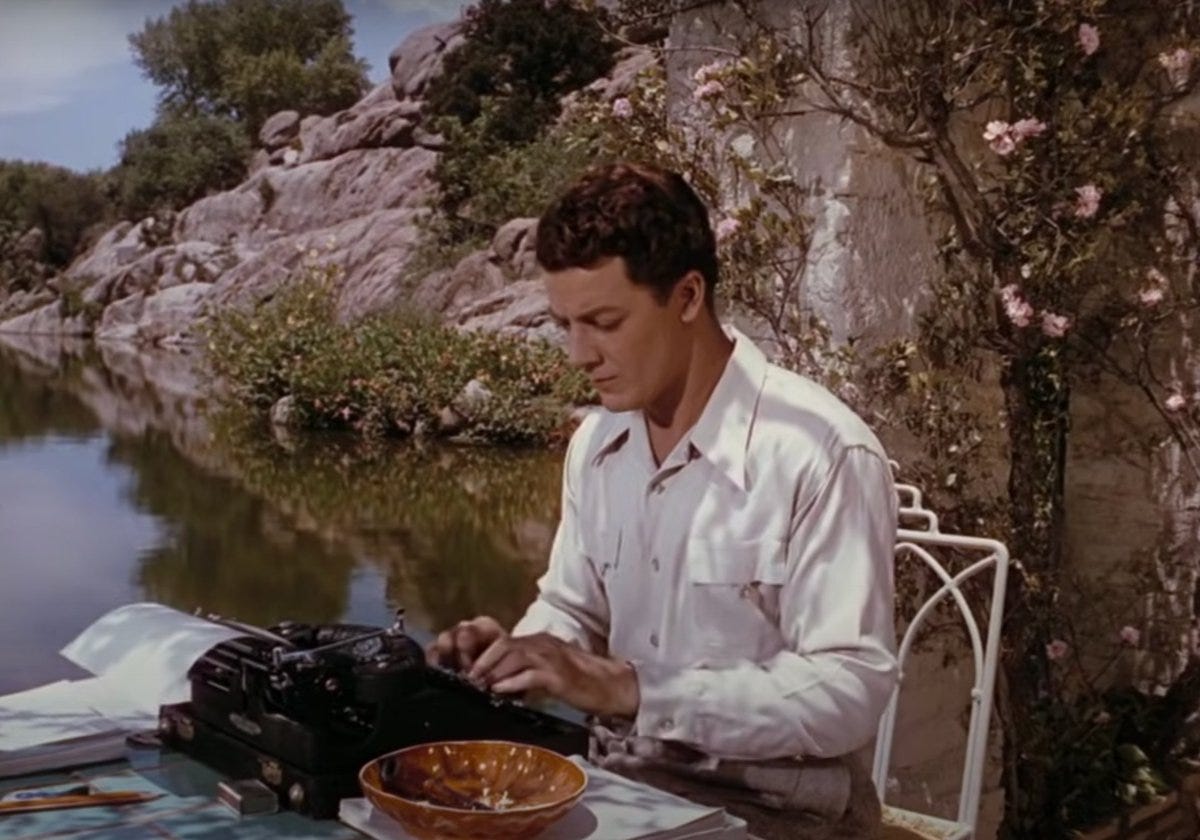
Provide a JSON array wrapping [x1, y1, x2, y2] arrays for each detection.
[[158, 610, 589, 818]]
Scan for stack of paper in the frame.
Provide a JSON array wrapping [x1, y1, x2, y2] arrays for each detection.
[[0, 678, 150, 778], [339, 757, 749, 840], [0, 602, 243, 778]]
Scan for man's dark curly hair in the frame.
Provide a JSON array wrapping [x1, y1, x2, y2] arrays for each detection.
[[535, 162, 718, 304]]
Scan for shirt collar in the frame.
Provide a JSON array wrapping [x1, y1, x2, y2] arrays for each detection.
[[591, 325, 768, 492]]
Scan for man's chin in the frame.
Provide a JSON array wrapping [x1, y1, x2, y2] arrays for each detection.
[[597, 391, 637, 413]]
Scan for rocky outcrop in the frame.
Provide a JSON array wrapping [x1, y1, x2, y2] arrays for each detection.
[[388, 21, 464, 100], [0, 18, 646, 348]]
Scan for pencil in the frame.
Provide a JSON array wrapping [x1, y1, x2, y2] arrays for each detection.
[[0, 791, 161, 816]]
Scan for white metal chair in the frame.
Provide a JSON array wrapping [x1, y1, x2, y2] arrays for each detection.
[[874, 477, 1011, 840]]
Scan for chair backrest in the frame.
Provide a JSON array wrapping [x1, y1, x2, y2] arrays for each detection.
[[872, 477, 1011, 834]]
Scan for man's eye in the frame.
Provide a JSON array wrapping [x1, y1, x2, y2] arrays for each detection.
[[595, 319, 622, 331]]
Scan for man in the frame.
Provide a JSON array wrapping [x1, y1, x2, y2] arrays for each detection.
[[428, 162, 898, 838]]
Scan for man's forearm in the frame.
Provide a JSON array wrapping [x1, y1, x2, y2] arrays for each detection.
[[631, 648, 896, 761]]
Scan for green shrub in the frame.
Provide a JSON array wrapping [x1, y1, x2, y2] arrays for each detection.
[[425, 0, 615, 223], [434, 103, 602, 235], [204, 261, 593, 446], [113, 112, 251, 219]]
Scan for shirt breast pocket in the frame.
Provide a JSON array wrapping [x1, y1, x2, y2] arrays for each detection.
[[686, 537, 788, 661]]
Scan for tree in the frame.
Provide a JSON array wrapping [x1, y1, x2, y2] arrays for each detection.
[[129, 0, 368, 137], [113, 113, 250, 219], [424, 0, 616, 229], [0, 161, 109, 267], [426, 0, 615, 145]]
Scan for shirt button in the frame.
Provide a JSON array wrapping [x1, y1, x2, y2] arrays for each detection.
[[649, 632, 660, 648], [660, 718, 674, 732], [651, 556, 660, 571]]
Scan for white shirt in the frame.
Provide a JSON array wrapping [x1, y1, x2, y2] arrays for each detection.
[[512, 327, 898, 762]]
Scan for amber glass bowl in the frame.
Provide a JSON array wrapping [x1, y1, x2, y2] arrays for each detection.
[[359, 740, 587, 840]]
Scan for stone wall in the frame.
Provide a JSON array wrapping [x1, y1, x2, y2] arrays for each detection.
[[670, 3, 1200, 840]]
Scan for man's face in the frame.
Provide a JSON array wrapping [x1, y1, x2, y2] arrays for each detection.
[[545, 257, 692, 414]]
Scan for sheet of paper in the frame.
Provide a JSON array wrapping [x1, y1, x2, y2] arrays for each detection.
[[0, 675, 157, 752], [539, 759, 728, 840], [0, 680, 117, 752], [59, 602, 242, 715]]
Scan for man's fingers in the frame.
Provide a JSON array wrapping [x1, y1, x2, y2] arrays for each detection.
[[424, 617, 506, 670], [491, 667, 550, 696], [425, 629, 456, 666], [468, 634, 512, 682], [453, 623, 483, 670]]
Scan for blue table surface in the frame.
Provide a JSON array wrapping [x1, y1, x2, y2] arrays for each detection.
[[0, 747, 364, 840]]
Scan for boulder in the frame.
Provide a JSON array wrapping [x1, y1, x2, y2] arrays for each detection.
[[492, 217, 537, 264], [259, 110, 300, 149], [443, 251, 508, 318], [455, 279, 563, 344], [0, 289, 55, 322], [586, 46, 656, 101], [388, 21, 465, 99], [95, 293, 146, 342], [299, 102, 419, 163], [0, 300, 89, 336], [137, 283, 214, 346], [270, 395, 298, 428], [174, 188, 264, 246], [452, 378, 494, 419], [412, 126, 446, 151], [65, 221, 139, 281]]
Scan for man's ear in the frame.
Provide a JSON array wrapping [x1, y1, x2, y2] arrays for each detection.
[[676, 271, 707, 323]]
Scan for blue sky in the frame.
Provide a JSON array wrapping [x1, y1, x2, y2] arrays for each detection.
[[0, 0, 464, 173]]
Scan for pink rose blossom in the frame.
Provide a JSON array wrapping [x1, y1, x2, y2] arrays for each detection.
[[983, 121, 1015, 155], [1166, 393, 1188, 412], [714, 217, 741, 243], [1011, 118, 1048, 140], [1139, 267, 1168, 306], [1159, 47, 1194, 88], [1041, 312, 1071, 338], [983, 118, 1046, 156], [611, 97, 633, 119], [1119, 625, 1141, 646], [1000, 284, 1034, 327], [1006, 300, 1034, 327], [1078, 23, 1100, 56], [1139, 286, 1165, 306], [990, 134, 1017, 156], [1073, 184, 1102, 219], [693, 80, 725, 101], [692, 59, 728, 84], [983, 120, 1010, 141], [1046, 639, 1070, 661]]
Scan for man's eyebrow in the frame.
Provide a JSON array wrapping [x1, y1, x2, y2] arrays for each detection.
[[550, 306, 625, 323]]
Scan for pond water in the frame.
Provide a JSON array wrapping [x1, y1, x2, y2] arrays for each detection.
[[0, 335, 563, 695]]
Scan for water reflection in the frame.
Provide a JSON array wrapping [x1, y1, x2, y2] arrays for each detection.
[[0, 336, 563, 693]]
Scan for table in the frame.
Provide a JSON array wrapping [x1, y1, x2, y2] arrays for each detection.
[[0, 747, 362, 840], [1, 749, 761, 840]]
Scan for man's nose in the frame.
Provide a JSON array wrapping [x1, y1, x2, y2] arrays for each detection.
[[566, 326, 600, 369]]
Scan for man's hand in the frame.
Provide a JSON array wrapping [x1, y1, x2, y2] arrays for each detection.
[[468, 632, 639, 718], [426, 616, 507, 671]]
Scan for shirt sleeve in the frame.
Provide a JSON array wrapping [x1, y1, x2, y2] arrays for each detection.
[[510, 417, 610, 653], [632, 446, 899, 761]]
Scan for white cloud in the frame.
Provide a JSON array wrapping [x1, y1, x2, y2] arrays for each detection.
[[0, 1, 164, 117]]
